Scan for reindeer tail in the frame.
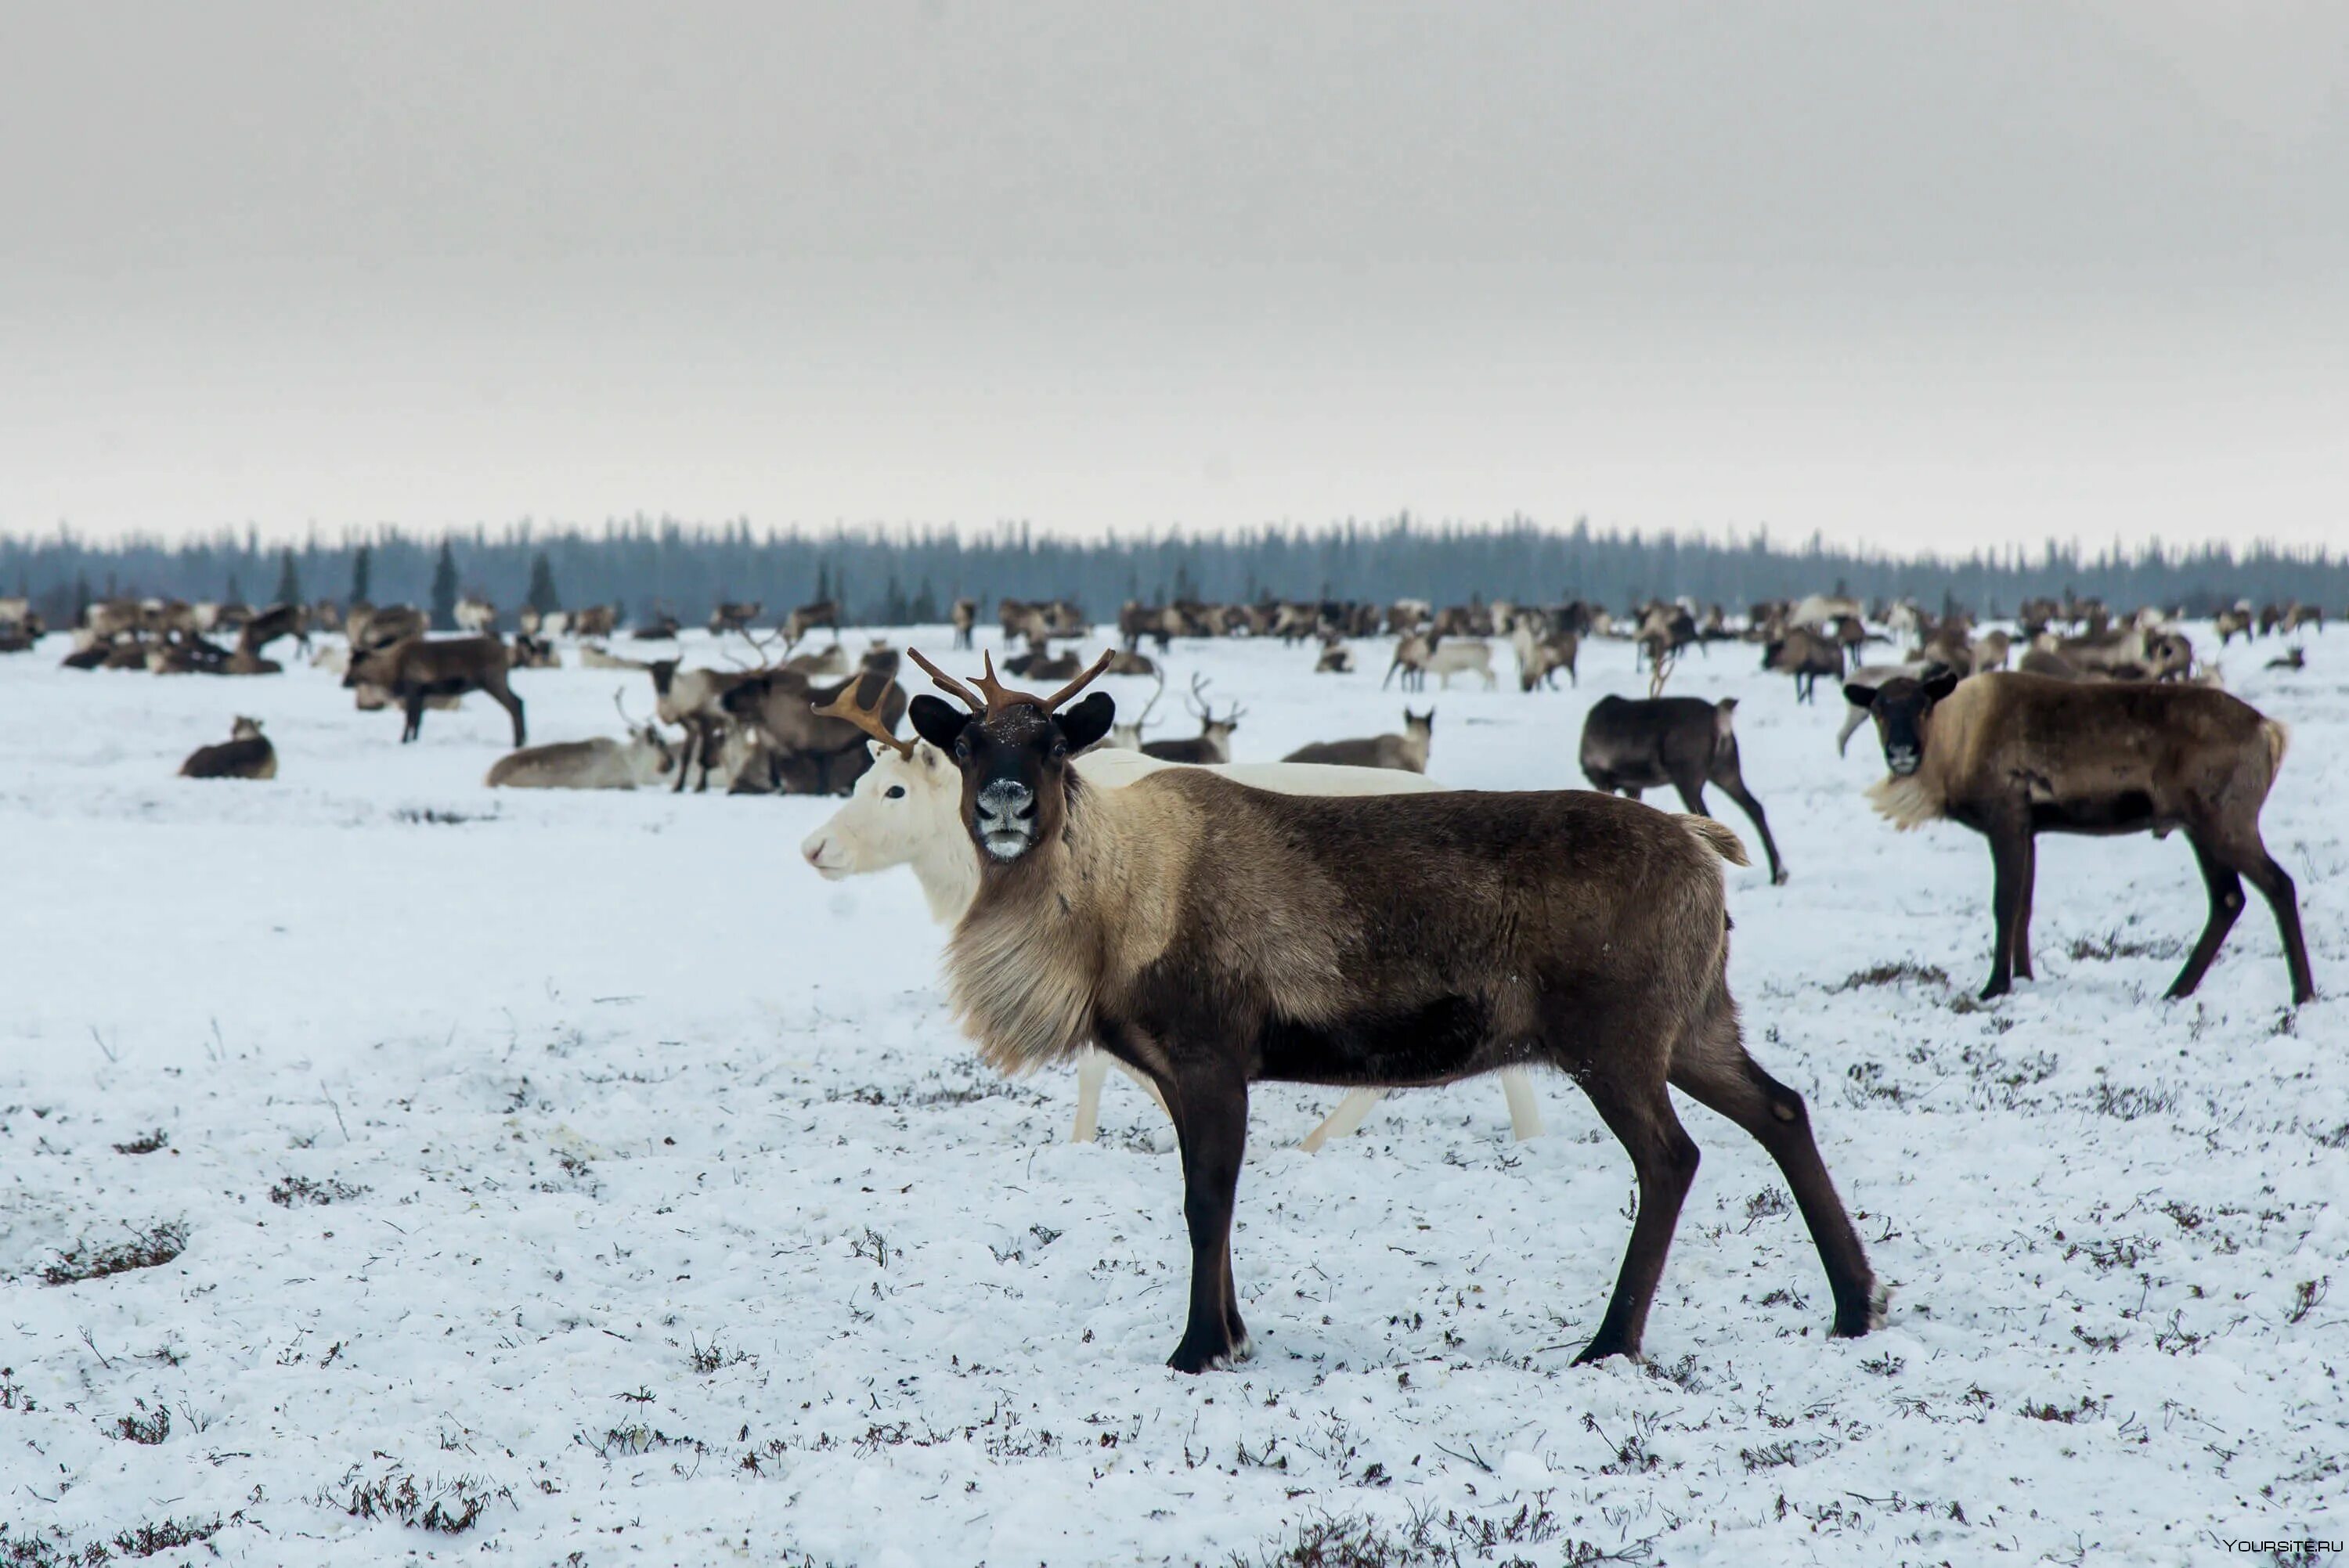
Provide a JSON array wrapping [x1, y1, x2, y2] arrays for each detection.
[[1678, 814, 1750, 867]]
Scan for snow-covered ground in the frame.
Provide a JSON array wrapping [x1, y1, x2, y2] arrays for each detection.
[[2, 622, 2343, 1566]]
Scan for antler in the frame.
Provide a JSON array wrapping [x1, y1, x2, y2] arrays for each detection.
[[1184, 672, 1211, 718], [811, 674, 913, 758], [907, 647, 1115, 717], [612, 686, 644, 730]]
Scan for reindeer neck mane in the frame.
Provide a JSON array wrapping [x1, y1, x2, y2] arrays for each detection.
[[1864, 675, 1998, 830], [944, 774, 1187, 1074]]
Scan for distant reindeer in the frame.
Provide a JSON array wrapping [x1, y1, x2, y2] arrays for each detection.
[[1139, 675, 1244, 763], [179, 716, 276, 780], [1762, 627, 1844, 703], [454, 595, 499, 636], [1313, 634, 1355, 674], [709, 600, 764, 636], [1511, 620, 1578, 690], [1283, 709, 1434, 773], [951, 597, 978, 650], [786, 599, 841, 645], [345, 636, 525, 744], [485, 692, 677, 789]]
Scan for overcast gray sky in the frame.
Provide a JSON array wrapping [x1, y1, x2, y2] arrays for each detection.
[[3, 1, 2343, 550]]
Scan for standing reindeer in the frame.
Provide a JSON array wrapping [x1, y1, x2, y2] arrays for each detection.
[[1845, 669, 2311, 1003], [902, 650, 1880, 1371]]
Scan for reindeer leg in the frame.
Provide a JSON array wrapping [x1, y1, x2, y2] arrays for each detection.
[[1164, 1061, 1251, 1373], [2011, 832, 2037, 980], [1982, 813, 2030, 999], [670, 725, 695, 793], [402, 693, 424, 742], [2243, 852, 2316, 1007], [1499, 1069, 1543, 1141], [2166, 834, 2243, 1000], [1070, 1051, 1109, 1143], [1711, 766, 1789, 886], [1571, 1061, 1699, 1363], [1299, 1089, 1383, 1153]]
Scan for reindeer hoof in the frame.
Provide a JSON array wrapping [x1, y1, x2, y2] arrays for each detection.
[[1836, 1281, 1889, 1337], [1570, 1336, 1639, 1366], [1167, 1338, 1239, 1375]]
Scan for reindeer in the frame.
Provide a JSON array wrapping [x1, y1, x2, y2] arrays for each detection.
[[1102, 669, 1165, 752], [646, 659, 761, 792], [485, 692, 676, 788], [1313, 634, 1355, 674], [1762, 627, 1844, 702], [709, 600, 764, 636], [902, 650, 1878, 1370], [573, 604, 620, 639], [507, 633, 561, 669], [1384, 632, 1495, 691], [1139, 675, 1243, 762], [719, 666, 909, 795], [1836, 660, 1942, 755], [1579, 697, 1788, 885], [2215, 605, 2253, 646], [1511, 619, 1579, 690], [1002, 643, 1084, 681], [1845, 669, 2311, 1004], [179, 717, 276, 780], [345, 636, 525, 744], [454, 595, 499, 635], [951, 597, 978, 650], [1283, 709, 1434, 773], [785, 599, 840, 645], [348, 603, 427, 654], [800, 675, 1540, 1149]]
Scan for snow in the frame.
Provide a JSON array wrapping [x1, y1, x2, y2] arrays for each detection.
[[2, 624, 2343, 1566]]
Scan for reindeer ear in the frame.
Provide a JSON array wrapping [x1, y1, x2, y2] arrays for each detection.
[[907, 694, 972, 752], [1842, 683, 1878, 709], [1922, 669, 1961, 702], [1055, 691, 1116, 752]]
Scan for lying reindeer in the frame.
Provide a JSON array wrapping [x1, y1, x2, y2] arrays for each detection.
[[1283, 709, 1434, 773], [179, 717, 276, 780], [485, 693, 676, 789], [1138, 675, 1243, 763], [1846, 669, 2311, 1003]]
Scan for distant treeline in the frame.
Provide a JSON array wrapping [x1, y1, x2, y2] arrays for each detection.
[[2, 515, 2341, 628]]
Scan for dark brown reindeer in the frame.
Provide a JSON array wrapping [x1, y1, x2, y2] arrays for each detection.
[[786, 599, 841, 645], [345, 636, 525, 744], [719, 665, 908, 795], [179, 716, 276, 780], [1579, 696, 1789, 885], [904, 649, 1880, 1372], [1846, 670, 2311, 1004]]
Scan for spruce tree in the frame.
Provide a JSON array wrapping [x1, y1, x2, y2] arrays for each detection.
[[525, 551, 561, 614], [430, 541, 460, 629], [349, 544, 372, 605], [273, 547, 301, 607]]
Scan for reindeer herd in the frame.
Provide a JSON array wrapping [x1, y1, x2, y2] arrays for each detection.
[[8, 579, 2327, 1372]]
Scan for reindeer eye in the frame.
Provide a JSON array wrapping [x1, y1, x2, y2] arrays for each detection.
[[884, 784, 906, 799]]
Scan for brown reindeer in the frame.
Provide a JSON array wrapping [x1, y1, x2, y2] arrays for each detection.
[[786, 599, 841, 645], [646, 659, 762, 792], [951, 597, 978, 650], [179, 717, 276, 780], [345, 636, 525, 744], [903, 649, 1879, 1371], [1762, 627, 1844, 702], [719, 666, 908, 795], [1283, 709, 1434, 773], [1578, 696, 1788, 885], [1845, 670, 2311, 1004]]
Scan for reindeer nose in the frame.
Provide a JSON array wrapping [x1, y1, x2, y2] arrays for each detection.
[[976, 780, 1035, 828], [801, 835, 826, 867]]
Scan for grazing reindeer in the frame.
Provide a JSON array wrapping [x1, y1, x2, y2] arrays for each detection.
[[237, 603, 308, 657], [1846, 670, 2311, 1004], [485, 692, 676, 788], [1579, 696, 1788, 885], [1139, 675, 1244, 763], [802, 678, 1540, 1149], [903, 650, 1879, 1370], [345, 636, 525, 744], [1283, 709, 1434, 773], [179, 717, 276, 780], [1762, 627, 1845, 703]]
